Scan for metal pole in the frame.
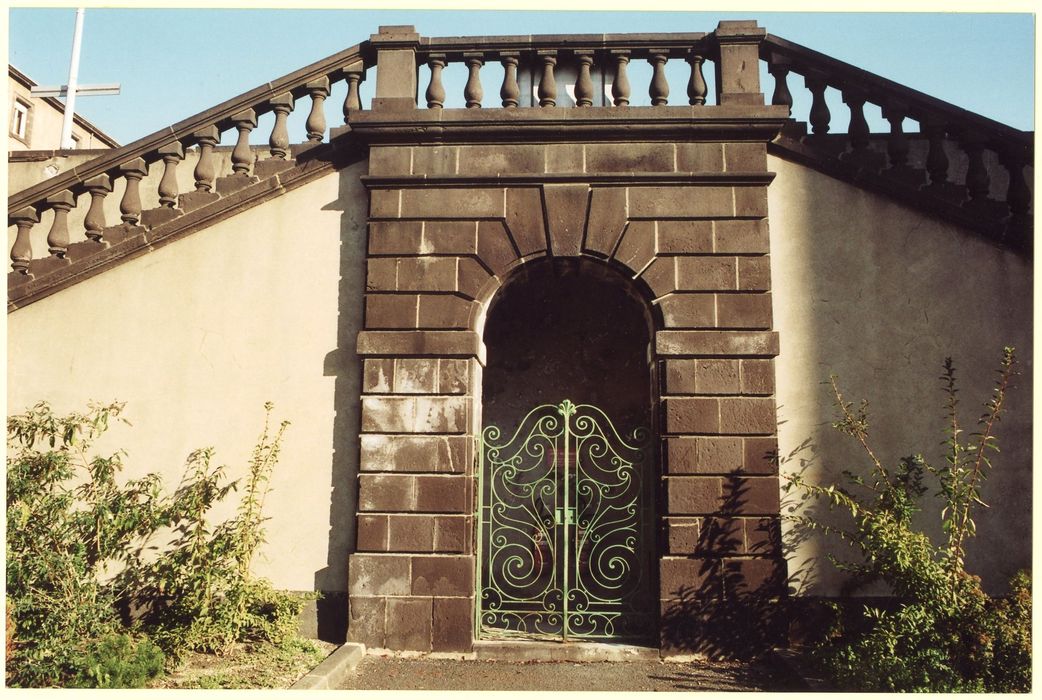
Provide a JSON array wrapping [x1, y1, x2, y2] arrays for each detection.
[[59, 8, 85, 150]]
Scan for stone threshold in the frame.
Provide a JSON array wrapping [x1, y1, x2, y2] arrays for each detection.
[[473, 640, 661, 662]]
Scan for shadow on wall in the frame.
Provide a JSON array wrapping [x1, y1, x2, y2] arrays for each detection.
[[312, 155, 369, 642], [661, 475, 787, 660]]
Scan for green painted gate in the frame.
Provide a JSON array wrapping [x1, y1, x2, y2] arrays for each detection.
[[476, 400, 656, 642]]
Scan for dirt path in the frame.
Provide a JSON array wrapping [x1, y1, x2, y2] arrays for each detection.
[[338, 655, 801, 692]]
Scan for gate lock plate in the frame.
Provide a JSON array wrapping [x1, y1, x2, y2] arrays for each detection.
[[554, 507, 576, 525]]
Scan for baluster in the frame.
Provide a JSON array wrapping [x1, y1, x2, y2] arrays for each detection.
[[923, 118, 952, 189], [10, 207, 38, 274], [341, 61, 364, 120], [83, 174, 112, 243], [648, 51, 669, 106], [193, 126, 219, 191], [268, 93, 294, 159], [960, 131, 991, 209], [119, 158, 148, 225], [841, 87, 876, 169], [574, 51, 595, 107], [45, 191, 76, 258], [305, 77, 330, 142], [157, 141, 185, 207], [881, 101, 910, 169], [1000, 147, 1031, 240], [804, 73, 831, 138], [426, 54, 446, 109], [767, 55, 792, 114], [231, 110, 257, 175], [537, 51, 557, 108], [686, 52, 707, 106], [464, 53, 484, 109], [500, 53, 520, 108], [610, 51, 631, 107]]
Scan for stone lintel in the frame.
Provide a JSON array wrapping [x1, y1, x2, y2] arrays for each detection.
[[357, 330, 485, 363]]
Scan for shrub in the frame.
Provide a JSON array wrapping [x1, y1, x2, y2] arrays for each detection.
[[785, 348, 1030, 692], [6, 400, 306, 687]]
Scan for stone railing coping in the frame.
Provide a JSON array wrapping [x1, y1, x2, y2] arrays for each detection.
[[761, 34, 1033, 149], [418, 31, 710, 54]]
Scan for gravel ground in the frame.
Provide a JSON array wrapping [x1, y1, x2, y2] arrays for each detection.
[[338, 655, 802, 692]]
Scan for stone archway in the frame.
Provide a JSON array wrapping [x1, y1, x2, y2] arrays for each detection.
[[475, 257, 659, 643]]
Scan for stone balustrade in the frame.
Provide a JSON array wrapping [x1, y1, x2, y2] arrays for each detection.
[[8, 45, 371, 276], [761, 34, 1033, 248]]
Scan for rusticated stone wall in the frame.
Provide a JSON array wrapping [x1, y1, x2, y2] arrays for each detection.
[[347, 135, 784, 654]]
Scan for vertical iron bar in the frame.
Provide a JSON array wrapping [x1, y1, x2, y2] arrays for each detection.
[[474, 432, 484, 640], [562, 405, 570, 641]]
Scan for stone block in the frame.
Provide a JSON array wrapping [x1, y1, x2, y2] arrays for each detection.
[[458, 144, 544, 175], [696, 359, 741, 394], [361, 396, 469, 433], [656, 220, 714, 254], [178, 190, 220, 213], [724, 557, 784, 596], [433, 597, 474, 651], [718, 398, 776, 435], [505, 188, 547, 256], [385, 597, 433, 651], [740, 359, 774, 395], [723, 143, 767, 171], [742, 437, 778, 474], [396, 257, 458, 292], [347, 596, 385, 647], [253, 158, 295, 179], [745, 517, 781, 555], [629, 186, 733, 218], [542, 184, 590, 257], [360, 434, 469, 473], [356, 330, 483, 359], [676, 257, 738, 291], [676, 143, 724, 172], [369, 146, 412, 176], [411, 146, 458, 176], [348, 553, 411, 596], [667, 476, 723, 514], [358, 473, 415, 511], [356, 514, 389, 551], [370, 189, 402, 217], [714, 219, 769, 254], [433, 515, 471, 552], [581, 187, 627, 258], [666, 518, 702, 554], [716, 293, 772, 329], [658, 294, 715, 329], [412, 555, 475, 596], [666, 436, 744, 474], [438, 359, 470, 394], [401, 188, 505, 219], [695, 517, 745, 555], [613, 221, 656, 275], [585, 142, 674, 172], [423, 221, 478, 255], [656, 330, 779, 358], [392, 358, 438, 393], [363, 359, 394, 393], [664, 397, 720, 434], [477, 220, 519, 275], [369, 220, 424, 255], [415, 475, 471, 513], [725, 476, 780, 515], [639, 257, 676, 298], [545, 143, 585, 173], [734, 187, 769, 217], [416, 295, 471, 329], [214, 173, 258, 196], [366, 294, 417, 329], [366, 257, 398, 291], [457, 257, 491, 299], [660, 557, 712, 600], [737, 256, 771, 291], [387, 514, 436, 551]]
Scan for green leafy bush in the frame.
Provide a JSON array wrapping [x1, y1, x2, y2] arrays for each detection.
[[786, 348, 1030, 692], [6, 400, 306, 687]]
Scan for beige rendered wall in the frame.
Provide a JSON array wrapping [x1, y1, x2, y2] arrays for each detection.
[[7, 161, 369, 593], [768, 154, 1032, 596]]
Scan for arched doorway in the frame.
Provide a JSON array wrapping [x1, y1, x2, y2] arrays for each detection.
[[476, 257, 658, 643]]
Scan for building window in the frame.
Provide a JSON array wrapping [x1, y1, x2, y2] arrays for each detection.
[[11, 100, 30, 141], [71, 133, 81, 149]]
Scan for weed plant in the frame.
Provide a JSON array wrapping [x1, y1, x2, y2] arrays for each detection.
[[785, 348, 1030, 692]]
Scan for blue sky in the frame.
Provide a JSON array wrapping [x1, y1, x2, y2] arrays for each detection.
[[7, 8, 1035, 148]]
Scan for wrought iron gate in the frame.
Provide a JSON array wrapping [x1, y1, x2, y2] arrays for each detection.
[[476, 400, 655, 642]]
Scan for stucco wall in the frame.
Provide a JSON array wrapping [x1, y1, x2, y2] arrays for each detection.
[[768, 154, 1032, 596], [7, 161, 369, 594]]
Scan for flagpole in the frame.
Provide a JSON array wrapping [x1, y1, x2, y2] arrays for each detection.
[[59, 8, 85, 150]]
